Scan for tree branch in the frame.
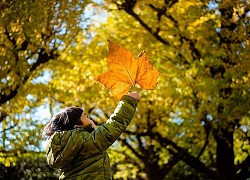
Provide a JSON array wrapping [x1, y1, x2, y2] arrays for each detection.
[[120, 137, 144, 160], [115, 0, 170, 46], [117, 0, 199, 66], [0, 124, 17, 134], [136, 134, 147, 157], [0, 48, 58, 105], [154, 132, 218, 179], [160, 151, 181, 177]]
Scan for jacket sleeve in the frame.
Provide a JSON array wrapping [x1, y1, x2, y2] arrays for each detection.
[[87, 95, 138, 152]]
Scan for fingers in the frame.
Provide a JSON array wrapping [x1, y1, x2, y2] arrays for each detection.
[[127, 92, 141, 101]]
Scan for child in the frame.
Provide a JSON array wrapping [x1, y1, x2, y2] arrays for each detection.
[[43, 92, 141, 180]]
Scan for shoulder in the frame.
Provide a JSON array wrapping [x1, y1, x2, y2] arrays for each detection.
[[51, 128, 89, 143], [70, 128, 90, 138]]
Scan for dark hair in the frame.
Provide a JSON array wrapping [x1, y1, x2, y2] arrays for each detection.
[[43, 107, 83, 136]]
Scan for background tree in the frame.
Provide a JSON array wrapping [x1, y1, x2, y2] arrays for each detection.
[[96, 0, 250, 179], [0, 0, 100, 176]]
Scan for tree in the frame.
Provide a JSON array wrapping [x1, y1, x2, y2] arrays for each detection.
[[96, 0, 250, 179], [0, 0, 94, 171]]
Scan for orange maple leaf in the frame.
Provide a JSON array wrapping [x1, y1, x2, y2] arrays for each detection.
[[95, 40, 159, 100]]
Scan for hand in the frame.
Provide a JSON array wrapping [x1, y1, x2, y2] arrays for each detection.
[[90, 120, 97, 130], [127, 92, 141, 101]]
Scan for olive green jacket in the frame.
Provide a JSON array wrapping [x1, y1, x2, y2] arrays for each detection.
[[46, 95, 138, 180]]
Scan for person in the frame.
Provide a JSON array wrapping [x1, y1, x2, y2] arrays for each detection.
[[43, 92, 141, 180]]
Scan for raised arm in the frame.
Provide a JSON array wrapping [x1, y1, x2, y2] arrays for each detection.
[[86, 92, 140, 152]]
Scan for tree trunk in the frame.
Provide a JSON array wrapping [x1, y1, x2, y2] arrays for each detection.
[[144, 162, 165, 180], [214, 127, 236, 179]]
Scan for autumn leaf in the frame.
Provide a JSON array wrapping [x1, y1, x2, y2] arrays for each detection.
[[95, 40, 159, 100], [136, 51, 160, 89]]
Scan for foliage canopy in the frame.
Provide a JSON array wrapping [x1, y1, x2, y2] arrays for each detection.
[[0, 0, 250, 179]]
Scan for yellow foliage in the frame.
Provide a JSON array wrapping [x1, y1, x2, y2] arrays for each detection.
[[1, 0, 250, 178]]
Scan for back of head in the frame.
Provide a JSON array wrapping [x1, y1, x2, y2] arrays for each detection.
[[43, 107, 83, 137]]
